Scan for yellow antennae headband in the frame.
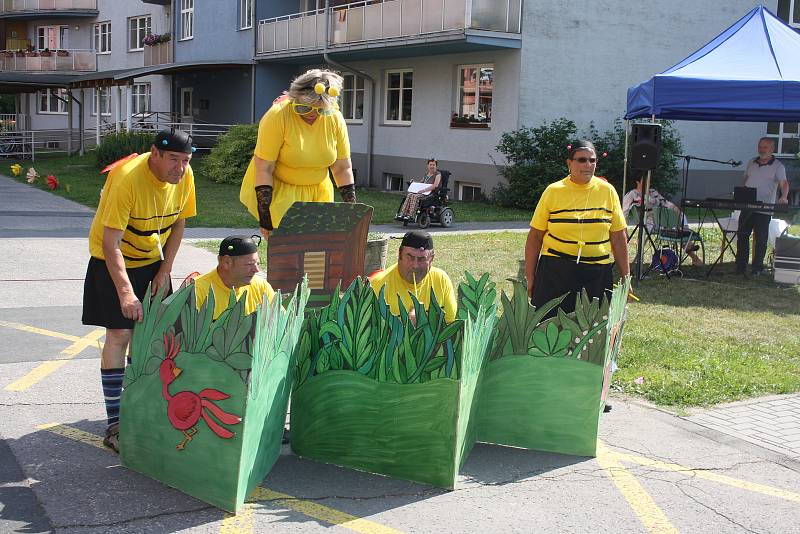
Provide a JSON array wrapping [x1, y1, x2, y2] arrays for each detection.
[[314, 81, 340, 98]]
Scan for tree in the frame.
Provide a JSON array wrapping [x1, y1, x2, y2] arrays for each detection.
[[493, 119, 684, 210]]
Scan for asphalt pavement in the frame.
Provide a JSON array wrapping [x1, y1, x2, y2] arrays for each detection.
[[2, 174, 800, 534]]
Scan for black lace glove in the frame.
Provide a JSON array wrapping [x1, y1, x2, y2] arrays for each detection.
[[255, 184, 274, 230], [338, 183, 357, 203]]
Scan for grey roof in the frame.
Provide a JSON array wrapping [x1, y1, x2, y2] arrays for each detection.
[[114, 59, 254, 81]]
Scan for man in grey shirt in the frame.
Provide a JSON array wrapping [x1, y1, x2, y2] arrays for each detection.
[[735, 137, 790, 276]]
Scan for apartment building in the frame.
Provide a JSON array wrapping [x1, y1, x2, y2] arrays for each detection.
[[253, 0, 798, 202]]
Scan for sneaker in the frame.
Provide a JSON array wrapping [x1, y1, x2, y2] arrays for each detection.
[[103, 422, 120, 453]]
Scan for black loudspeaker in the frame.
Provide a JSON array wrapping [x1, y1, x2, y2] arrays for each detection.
[[630, 123, 662, 170]]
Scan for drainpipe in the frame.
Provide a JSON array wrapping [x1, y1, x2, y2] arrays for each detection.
[[324, 0, 375, 188]]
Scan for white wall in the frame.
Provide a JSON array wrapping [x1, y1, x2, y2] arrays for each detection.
[[518, 0, 774, 171]]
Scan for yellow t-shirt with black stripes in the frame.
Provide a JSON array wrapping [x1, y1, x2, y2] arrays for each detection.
[[88, 153, 197, 268], [530, 176, 626, 264], [194, 269, 275, 320], [254, 98, 351, 186]]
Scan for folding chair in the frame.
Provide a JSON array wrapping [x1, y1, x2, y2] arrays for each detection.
[[652, 205, 705, 266]]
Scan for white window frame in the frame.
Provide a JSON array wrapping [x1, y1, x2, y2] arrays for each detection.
[[778, 0, 800, 27], [341, 73, 365, 123], [131, 83, 151, 115], [38, 88, 68, 114], [240, 0, 253, 30], [180, 0, 195, 40], [37, 25, 68, 50], [458, 182, 483, 202], [453, 63, 494, 127], [384, 69, 413, 125], [180, 87, 194, 119], [766, 122, 799, 156], [128, 16, 152, 51], [93, 21, 111, 54], [91, 87, 111, 117]]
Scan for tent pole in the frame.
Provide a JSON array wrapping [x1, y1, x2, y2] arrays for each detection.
[[622, 120, 629, 197]]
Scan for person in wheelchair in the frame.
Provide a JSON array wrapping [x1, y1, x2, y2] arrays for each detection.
[[623, 173, 703, 266], [395, 158, 454, 228]]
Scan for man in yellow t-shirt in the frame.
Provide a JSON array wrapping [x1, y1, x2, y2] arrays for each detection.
[[369, 231, 457, 323], [194, 235, 275, 320], [82, 128, 197, 453], [525, 140, 629, 320]]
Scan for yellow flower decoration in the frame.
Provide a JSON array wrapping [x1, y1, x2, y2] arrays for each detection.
[[10, 163, 22, 176]]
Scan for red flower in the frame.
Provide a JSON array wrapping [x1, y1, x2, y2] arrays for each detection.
[[46, 175, 58, 190]]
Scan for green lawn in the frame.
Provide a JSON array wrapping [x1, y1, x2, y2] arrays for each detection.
[[195, 231, 800, 409], [2, 154, 530, 226]]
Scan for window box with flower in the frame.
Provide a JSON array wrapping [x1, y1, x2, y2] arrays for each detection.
[[143, 33, 172, 46]]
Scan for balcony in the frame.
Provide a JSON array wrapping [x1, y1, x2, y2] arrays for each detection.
[[144, 41, 171, 67], [0, 0, 98, 19], [0, 49, 96, 72], [256, 0, 522, 59]]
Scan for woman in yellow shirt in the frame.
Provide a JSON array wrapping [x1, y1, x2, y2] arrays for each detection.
[[524, 140, 630, 318], [240, 69, 357, 240]]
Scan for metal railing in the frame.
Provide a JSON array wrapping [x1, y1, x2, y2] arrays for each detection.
[[0, 113, 24, 131], [0, 0, 97, 13], [0, 128, 92, 160], [0, 50, 96, 72], [257, 0, 522, 54]]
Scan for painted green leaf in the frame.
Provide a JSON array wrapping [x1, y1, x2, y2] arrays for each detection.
[[207, 346, 224, 361], [225, 352, 252, 370], [143, 354, 162, 375]]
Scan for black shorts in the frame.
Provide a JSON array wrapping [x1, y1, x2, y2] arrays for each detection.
[[82, 257, 172, 330], [531, 256, 614, 321]]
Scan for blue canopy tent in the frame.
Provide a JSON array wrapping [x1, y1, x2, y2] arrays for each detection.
[[623, 5, 800, 279], [626, 5, 800, 122]]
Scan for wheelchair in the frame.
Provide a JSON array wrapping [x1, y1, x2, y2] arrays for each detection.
[[394, 170, 455, 229]]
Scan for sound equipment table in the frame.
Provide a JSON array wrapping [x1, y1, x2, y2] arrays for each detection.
[[681, 199, 800, 276]]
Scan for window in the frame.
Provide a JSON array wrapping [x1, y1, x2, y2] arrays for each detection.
[[180, 87, 194, 118], [180, 0, 195, 40], [92, 88, 111, 116], [341, 73, 365, 122], [452, 65, 493, 128], [777, 0, 800, 27], [129, 16, 151, 51], [240, 0, 253, 30], [384, 173, 404, 191], [37, 25, 68, 50], [458, 182, 483, 202], [94, 21, 111, 54], [38, 88, 68, 114], [384, 70, 412, 124], [132, 83, 151, 115], [766, 122, 799, 156]]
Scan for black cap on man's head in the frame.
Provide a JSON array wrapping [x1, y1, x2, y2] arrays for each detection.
[[154, 128, 195, 154], [219, 235, 260, 257], [400, 230, 433, 251]]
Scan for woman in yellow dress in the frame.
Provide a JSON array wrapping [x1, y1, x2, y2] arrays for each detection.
[[240, 69, 357, 239]]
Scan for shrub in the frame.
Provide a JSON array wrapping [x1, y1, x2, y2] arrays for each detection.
[[95, 131, 154, 169], [493, 119, 684, 210], [204, 124, 258, 185], [493, 118, 578, 210]]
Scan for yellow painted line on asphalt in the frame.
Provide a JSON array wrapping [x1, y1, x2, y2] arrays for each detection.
[[0, 320, 81, 342], [596, 441, 679, 534], [5, 328, 105, 392], [610, 449, 800, 504], [38, 423, 405, 534], [38, 422, 106, 450]]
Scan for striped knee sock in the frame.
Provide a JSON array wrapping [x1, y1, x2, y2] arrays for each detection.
[[101, 367, 125, 428]]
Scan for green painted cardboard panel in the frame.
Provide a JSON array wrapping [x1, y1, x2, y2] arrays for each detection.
[[120, 281, 308, 513], [476, 355, 604, 457], [291, 372, 460, 488]]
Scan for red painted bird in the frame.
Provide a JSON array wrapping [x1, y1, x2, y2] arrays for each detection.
[[159, 332, 242, 450]]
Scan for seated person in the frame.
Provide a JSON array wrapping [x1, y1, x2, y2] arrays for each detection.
[[622, 174, 703, 267], [396, 158, 442, 221], [369, 230, 457, 323], [194, 235, 275, 320]]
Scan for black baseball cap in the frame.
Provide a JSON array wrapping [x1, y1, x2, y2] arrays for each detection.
[[154, 128, 195, 154], [399, 231, 433, 250], [219, 235, 261, 256]]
